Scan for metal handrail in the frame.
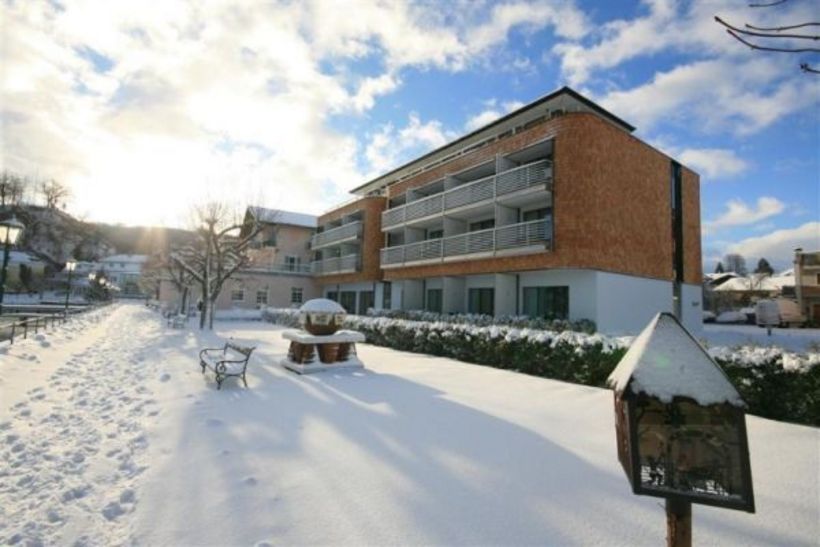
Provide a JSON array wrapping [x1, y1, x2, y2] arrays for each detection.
[[311, 220, 363, 249], [0, 302, 110, 345], [379, 219, 550, 266], [381, 159, 552, 229], [311, 254, 360, 275]]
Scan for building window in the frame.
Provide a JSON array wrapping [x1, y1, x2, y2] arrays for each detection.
[[522, 207, 550, 222], [358, 291, 375, 315], [284, 256, 300, 272], [426, 289, 443, 313], [383, 282, 392, 310], [427, 229, 444, 240], [291, 287, 303, 304], [339, 291, 356, 314], [326, 291, 338, 301], [522, 286, 569, 320], [469, 219, 495, 232], [468, 288, 494, 315], [231, 288, 245, 302], [256, 290, 268, 306], [815, 273, 820, 285]]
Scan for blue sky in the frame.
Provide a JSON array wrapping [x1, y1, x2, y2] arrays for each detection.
[[2, 0, 818, 270]]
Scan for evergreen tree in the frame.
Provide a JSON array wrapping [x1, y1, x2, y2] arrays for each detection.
[[715, 261, 725, 273], [755, 258, 775, 276]]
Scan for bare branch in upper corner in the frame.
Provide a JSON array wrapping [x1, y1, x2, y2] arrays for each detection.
[[749, 0, 788, 7]]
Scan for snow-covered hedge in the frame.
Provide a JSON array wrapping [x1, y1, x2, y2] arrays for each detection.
[[263, 308, 820, 425], [363, 309, 597, 334]]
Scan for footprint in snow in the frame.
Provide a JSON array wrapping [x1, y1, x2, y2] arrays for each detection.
[[206, 418, 224, 427], [119, 488, 136, 504], [243, 477, 258, 487], [101, 501, 125, 521], [159, 373, 171, 382]]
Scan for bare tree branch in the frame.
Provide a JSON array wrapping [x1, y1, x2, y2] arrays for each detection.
[[716, 16, 820, 44], [747, 21, 820, 31], [749, 0, 788, 7]]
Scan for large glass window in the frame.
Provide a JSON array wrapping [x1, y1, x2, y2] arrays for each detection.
[[426, 289, 443, 313], [339, 291, 357, 314], [522, 207, 550, 222], [231, 288, 245, 302], [358, 291, 374, 315], [326, 291, 338, 301], [468, 288, 494, 315], [469, 219, 495, 232], [383, 282, 392, 309], [522, 286, 569, 319]]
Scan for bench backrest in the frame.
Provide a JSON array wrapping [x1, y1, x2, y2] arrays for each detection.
[[224, 342, 255, 358]]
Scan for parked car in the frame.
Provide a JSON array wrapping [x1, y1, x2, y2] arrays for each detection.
[[716, 310, 747, 324], [755, 298, 806, 328], [703, 311, 716, 323]]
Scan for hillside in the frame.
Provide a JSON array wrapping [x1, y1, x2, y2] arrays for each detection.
[[1, 205, 194, 266]]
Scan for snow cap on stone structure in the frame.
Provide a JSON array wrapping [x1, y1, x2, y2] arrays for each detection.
[[607, 312, 745, 408], [299, 298, 345, 314]]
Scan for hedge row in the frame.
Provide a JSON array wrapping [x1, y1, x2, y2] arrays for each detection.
[[264, 309, 819, 426], [363, 309, 597, 334]]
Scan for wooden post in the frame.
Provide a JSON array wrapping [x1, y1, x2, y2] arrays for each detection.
[[666, 499, 691, 547]]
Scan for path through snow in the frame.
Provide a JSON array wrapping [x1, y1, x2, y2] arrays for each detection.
[[1, 304, 818, 546]]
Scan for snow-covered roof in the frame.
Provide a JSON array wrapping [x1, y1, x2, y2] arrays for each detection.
[[100, 254, 149, 264], [607, 313, 745, 407], [713, 273, 794, 292], [299, 298, 345, 313], [248, 206, 317, 228]]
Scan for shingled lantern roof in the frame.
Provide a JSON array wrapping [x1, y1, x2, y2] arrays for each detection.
[[607, 313, 744, 408]]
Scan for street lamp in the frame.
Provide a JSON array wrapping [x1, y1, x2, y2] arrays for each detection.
[[64, 260, 77, 313], [0, 216, 25, 315]]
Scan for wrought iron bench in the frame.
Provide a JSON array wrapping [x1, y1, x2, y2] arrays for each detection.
[[199, 342, 256, 389]]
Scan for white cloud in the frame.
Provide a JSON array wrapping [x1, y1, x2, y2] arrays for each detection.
[[365, 113, 455, 175], [465, 100, 525, 131], [1, 0, 585, 226], [677, 148, 749, 180], [727, 222, 820, 264], [704, 197, 785, 234]]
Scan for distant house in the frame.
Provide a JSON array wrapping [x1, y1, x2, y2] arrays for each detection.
[[794, 249, 820, 322], [6, 251, 46, 290], [98, 254, 148, 297], [708, 270, 796, 310]]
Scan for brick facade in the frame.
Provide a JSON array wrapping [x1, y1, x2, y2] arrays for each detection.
[[382, 112, 702, 285], [317, 196, 386, 285]]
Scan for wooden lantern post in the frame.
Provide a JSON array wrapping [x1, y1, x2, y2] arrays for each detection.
[[608, 313, 755, 547]]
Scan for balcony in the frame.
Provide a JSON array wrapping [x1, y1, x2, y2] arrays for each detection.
[[380, 219, 551, 267], [311, 221, 362, 250], [381, 159, 552, 229], [311, 254, 360, 275], [243, 261, 313, 275]]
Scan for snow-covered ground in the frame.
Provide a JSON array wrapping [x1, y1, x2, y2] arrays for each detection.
[[0, 304, 817, 546], [701, 323, 820, 352]]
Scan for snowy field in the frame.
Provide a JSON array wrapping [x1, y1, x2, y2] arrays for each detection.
[[0, 303, 817, 546], [700, 323, 820, 353]]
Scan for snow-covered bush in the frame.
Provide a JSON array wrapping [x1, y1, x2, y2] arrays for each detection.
[[262, 308, 820, 425], [364, 308, 597, 333]]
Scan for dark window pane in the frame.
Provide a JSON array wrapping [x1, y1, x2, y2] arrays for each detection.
[[339, 291, 356, 314], [358, 291, 374, 315], [522, 286, 569, 319], [468, 288, 494, 315], [426, 289, 443, 313]]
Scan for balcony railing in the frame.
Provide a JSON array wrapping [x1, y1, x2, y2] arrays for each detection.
[[380, 219, 551, 266], [311, 254, 360, 275], [244, 262, 313, 275], [311, 220, 362, 249], [381, 159, 552, 229]]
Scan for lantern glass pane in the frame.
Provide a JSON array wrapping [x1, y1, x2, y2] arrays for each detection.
[[635, 399, 745, 503]]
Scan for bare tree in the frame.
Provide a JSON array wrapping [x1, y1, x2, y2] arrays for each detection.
[[0, 171, 27, 207], [715, 0, 820, 74], [40, 178, 71, 209], [170, 202, 264, 329], [724, 253, 748, 275]]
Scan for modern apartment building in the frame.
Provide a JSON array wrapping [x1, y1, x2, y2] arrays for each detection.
[[318, 86, 703, 334], [310, 196, 388, 315]]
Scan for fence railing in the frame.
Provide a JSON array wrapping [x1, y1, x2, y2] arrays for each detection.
[[381, 159, 552, 229], [311, 254, 360, 275], [310, 221, 363, 249], [380, 219, 551, 266], [0, 303, 105, 345]]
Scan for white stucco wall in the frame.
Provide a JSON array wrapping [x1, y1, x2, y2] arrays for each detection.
[[680, 282, 703, 335], [594, 271, 673, 335]]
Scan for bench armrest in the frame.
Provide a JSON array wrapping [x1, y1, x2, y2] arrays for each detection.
[[199, 347, 226, 361]]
